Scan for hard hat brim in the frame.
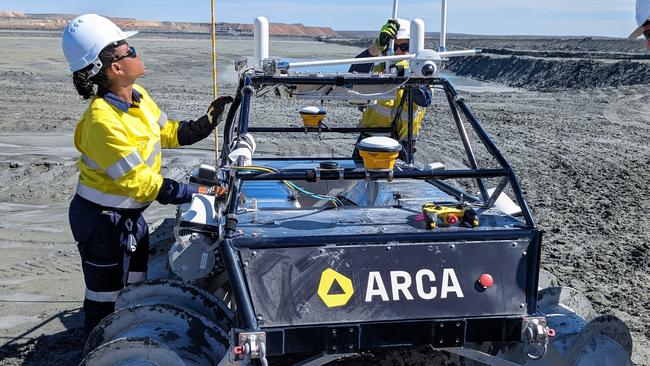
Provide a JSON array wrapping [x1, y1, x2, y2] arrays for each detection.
[[69, 30, 139, 73], [123, 31, 139, 39]]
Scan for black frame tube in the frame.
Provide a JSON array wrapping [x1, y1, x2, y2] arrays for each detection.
[[219, 73, 540, 332], [443, 86, 490, 202], [233, 229, 537, 249], [233, 168, 507, 182], [220, 78, 244, 166], [441, 79, 535, 227], [248, 127, 392, 133], [252, 75, 438, 87], [406, 86, 415, 164], [238, 76, 254, 135], [221, 176, 259, 330]]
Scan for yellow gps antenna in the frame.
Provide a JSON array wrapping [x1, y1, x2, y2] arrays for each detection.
[[210, 0, 219, 166]]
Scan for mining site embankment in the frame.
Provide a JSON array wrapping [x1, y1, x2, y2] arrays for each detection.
[[0, 31, 648, 366], [329, 36, 650, 89]]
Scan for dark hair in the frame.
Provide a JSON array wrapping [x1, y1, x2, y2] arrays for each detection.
[[72, 40, 126, 99]]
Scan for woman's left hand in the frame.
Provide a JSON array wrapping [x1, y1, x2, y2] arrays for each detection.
[[207, 96, 234, 126]]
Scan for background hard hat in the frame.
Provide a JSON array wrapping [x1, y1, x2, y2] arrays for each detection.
[[396, 18, 410, 40], [61, 14, 138, 74], [629, 0, 650, 39]]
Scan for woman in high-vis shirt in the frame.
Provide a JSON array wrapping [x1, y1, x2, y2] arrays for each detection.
[[61, 14, 231, 335]]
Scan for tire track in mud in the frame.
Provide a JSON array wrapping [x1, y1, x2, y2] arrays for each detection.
[[604, 91, 650, 130], [1, 244, 80, 285]]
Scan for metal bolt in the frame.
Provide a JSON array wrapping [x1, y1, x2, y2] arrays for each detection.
[[256, 314, 264, 321], [439, 339, 444, 344], [512, 242, 517, 247], [520, 303, 526, 309], [440, 323, 444, 328], [332, 345, 337, 350], [332, 329, 337, 335], [349, 328, 354, 333], [522, 251, 527, 256], [456, 338, 460, 343], [449, 244, 455, 250], [386, 246, 391, 251], [349, 344, 354, 349], [456, 322, 461, 327], [319, 249, 325, 254], [251, 251, 257, 257], [243, 261, 249, 267]]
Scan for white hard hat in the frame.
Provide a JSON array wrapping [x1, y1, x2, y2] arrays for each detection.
[[61, 14, 138, 76], [396, 18, 410, 40], [629, 0, 650, 39]]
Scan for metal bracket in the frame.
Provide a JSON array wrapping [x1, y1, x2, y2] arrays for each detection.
[[232, 331, 268, 366], [433, 320, 465, 348], [326, 326, 359, 354], [521, 316, 548, 360]]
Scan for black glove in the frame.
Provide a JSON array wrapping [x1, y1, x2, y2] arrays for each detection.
[[177, 95, 233, 146], [207, 96, 234, 126], [374, 19, 399, 51]]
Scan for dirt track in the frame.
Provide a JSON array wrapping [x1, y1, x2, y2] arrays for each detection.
[[0, 33, 648, 365]]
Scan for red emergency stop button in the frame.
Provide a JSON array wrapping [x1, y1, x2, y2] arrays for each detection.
[[445, 214, 459, 225], [479, 273, 494, 288]]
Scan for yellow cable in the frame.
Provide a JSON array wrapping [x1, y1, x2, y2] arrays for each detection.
[[210, 0, 219, 166]]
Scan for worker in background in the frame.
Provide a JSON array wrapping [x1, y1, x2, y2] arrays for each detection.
[[61, 14, 231, 336], [349, 19, 432, 158], [629, 0, 650, 49]]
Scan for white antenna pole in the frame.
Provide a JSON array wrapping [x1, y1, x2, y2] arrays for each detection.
[[440, 0, 448, 52], [410, 19, 425, 54], [254, 16, 269, 68], [386, 0, 399, 72]]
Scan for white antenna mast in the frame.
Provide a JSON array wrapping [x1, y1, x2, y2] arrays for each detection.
[[440, 0, 448, 52], [386, 0, 400, 71]]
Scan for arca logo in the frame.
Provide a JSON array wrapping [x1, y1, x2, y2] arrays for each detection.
[[317, 268, 354, 308]]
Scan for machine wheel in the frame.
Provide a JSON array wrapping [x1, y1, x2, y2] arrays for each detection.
[[83, 304, 228, 365], [147, 218, 177, 280], [115, 279, 234, 332]]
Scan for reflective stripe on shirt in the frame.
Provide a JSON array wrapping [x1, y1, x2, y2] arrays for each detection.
[[145, 142, 161, 167], [105, 150, 144, 180], [81, 141, 161, 180], [369, 104, 423, 122], [158, 111, 168, 128], [76, 182, 150, 209], [82, 155, 102, 170]]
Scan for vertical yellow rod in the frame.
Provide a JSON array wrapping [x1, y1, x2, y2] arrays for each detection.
[[211, 0, 219, 166]]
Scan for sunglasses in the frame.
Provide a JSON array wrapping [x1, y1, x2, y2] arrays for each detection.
[[113, 46, 137, 62], [395, 43, 409, 52]]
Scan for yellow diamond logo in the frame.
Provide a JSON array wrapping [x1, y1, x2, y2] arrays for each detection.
[[317, 268, 354, 308]]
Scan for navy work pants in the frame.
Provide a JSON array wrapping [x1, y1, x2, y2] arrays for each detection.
[[68, 194, 150, 335]]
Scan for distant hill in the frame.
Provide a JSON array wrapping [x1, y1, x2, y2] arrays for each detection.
[[0, 11, 338, 37]]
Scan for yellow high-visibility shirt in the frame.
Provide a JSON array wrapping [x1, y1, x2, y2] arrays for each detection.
[[360, 60, 428, 140], [74, 84, 181, 209]]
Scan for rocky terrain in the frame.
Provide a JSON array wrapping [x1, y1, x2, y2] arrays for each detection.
[[0, 30, 647, 366]]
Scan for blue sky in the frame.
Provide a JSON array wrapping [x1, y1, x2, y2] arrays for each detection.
[[0, 0, 638, 37]]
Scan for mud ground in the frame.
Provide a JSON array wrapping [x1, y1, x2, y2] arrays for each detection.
[[0, 33, 648, 365]]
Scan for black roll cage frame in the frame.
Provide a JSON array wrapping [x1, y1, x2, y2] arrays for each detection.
[[215, 72, 542, 347]]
